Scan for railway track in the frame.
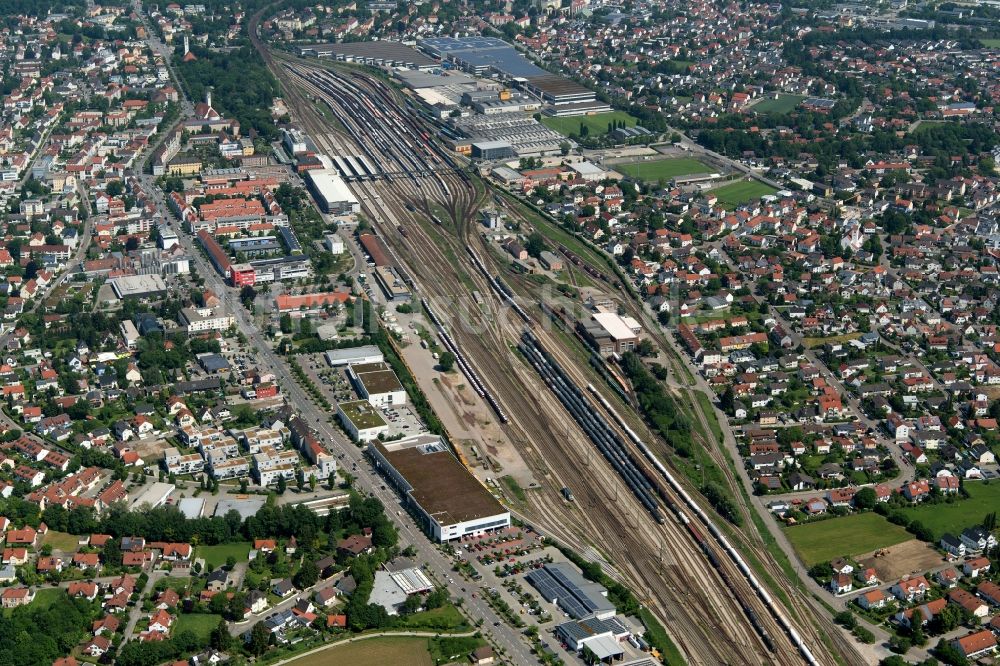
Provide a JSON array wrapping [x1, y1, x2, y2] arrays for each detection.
[[248, 27, 848, 663]]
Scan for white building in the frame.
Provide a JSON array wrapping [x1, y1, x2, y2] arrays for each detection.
[[163, 447, 205, 475], [180, 306, 235, 333], [337, 400, 389, 442], [369, 435, 510, 542], [348, 362, 406, 408], [209, 456, 251, 480]]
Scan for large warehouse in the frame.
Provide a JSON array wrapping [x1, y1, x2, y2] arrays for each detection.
[[419, 36, 605, 116], [369, 435, 510, 542], [305, 168, 360, 214]]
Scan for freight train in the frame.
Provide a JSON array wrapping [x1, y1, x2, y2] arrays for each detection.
[[518, 331, 665, 524], [586, 385, 819, 666]]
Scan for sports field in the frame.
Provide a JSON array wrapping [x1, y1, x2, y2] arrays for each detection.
[[751, 93, 806, 114], [540, 111, 637, 137], [616, 157, 713, 181], [710, 180, 778, 208], [981, 38, 1000, 48], [289, 637, 433, 666], [785, 513, 912, 567], [900, 481, 1000, 540]]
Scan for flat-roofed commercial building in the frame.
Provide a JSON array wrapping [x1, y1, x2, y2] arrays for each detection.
[[324, 345, 384, 367], [111, 274, 168, 300], [337, 399, 388, 442], [348, 362, 406, 408], [369, 435, 510, 542]]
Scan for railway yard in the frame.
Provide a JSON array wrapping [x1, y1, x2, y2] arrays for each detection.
[[251, 32, 868, 664]]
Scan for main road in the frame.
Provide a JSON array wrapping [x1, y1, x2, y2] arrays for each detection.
[[129, 27, 536, 664]]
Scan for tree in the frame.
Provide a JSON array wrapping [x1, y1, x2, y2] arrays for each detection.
[[400, 593, 422, 615], [294, 559, 319, 589], [438, 351, 455, 372], [525, 232, 546, 258], [934, 638, 969, 666], [103, 538, 123, 567], [853, 487, 877, 510], [248, 622, 271, 655], [209, 618, 233, 651], [277, 475, 286, 494]]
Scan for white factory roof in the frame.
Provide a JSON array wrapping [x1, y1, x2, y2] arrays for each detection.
[[592, 312, 641, 341], [306, 168, 359, 206]]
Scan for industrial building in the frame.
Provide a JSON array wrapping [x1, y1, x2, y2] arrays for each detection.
[[299, 41, 437, 70], [373, 265, 412, 302], [358, 233, 391, 266], [111, 274, 168, 300], [420, 36, 605, 116], [369, 434, 510, 542], [578, 312, 642, 356], [305, 168, 360, 214], [455, 115, 569, 157], [526, 562, 617, 620], [471, 140, 516, 160], [348, 362, 406, 408], [556, 616, 631, 662]]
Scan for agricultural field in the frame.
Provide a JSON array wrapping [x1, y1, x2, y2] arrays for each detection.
[[289, 637, 433, 666], [900, 481, 1000, 540], [616, 157, 714, 182], [751, 93, 806, 114], [194, 542, 251, 568], [540, 111, 637, 137], [785, 513, 912, 567], [710, 180, 778, 208]]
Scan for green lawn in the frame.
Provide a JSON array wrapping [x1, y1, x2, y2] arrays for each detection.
[[710, 180, 778, 208], [981, 38, 1000, 48], [900, 481, 1000, 541], [428, 636, 486, 663], [32, 587, 66, 610], [175, 613, 223, 640], [616, 157, 714, 182], [289, 637, 432, 666], [751, 93, 806, 114], [540, 111, 638, 137], [43, 530, 82, 552], [785, 513, 912, 567], [396, 603, 470, 632], [195, 542, 250, 568]]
